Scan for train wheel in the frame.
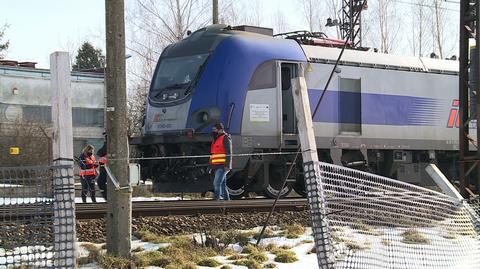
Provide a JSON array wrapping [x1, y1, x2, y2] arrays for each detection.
[[263, 164, 292, 198], [264, 182, 292, 198], [226, 173, 246, 199], [292, 180, 307, 197]]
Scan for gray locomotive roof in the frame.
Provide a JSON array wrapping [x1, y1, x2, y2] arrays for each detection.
[[161, 24, 273, 58], [302, 45, 458, 75]]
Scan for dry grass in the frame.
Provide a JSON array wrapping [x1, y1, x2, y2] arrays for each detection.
[[227, 254, 244, 260], [99, 254, 135, 269], [233, 259, 263, 269], [280, 224, 305, 239], [248, 252, 269, 263], [77, 243, 101, 266], [253, 228, 276, 240], [222, 248, 236, 256], [343, 239, 371, 251], [381, 238, 392, 246], [402, 229, 430, 244], [264, 243, 279, 253], [273, 250, 298, 263], [242, 244, 260, 254], [264, 263, 277, 268], [352, 220, 383, 236], [80, 243, 99, 252], [197, 258, 221, 267], [134, 232, 218, 268], [135, 251, 171, 267]]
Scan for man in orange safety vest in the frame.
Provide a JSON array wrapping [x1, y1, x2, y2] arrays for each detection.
[[210, 123, 233, 200], [79, 145, 98, 203]]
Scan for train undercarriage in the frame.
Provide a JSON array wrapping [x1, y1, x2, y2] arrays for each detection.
[[134, 136, 461, 199]]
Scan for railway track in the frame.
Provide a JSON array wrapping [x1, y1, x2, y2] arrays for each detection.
[[1, 198, 309, 220]]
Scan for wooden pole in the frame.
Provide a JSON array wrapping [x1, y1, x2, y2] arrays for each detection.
[[51, 52, 73, 166], [50, 51, 76, 267], [291, 64, 334, 268], [105, 0, 132, 257]]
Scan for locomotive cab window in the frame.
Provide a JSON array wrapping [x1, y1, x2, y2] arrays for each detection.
[[248, 61, 277, 90], [150, 54, 209, 102]]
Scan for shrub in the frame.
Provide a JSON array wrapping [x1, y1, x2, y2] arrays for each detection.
[[99, 254, 135, 269], [227, 254, 244, 260], [264, 263, 277, 268], [274, 250, 298, 263], [242, 244, 259, 254], [280, 224, 305, 239], [402, 229, 430, 244], [135, 251, 171, 267], [80, 243, 99, 253], [248, 252, 268, 263], [253, 228, 276, 240], [197, 258, 221, 267], [233, 259, 262, 269], [264, 243, 279, 253]]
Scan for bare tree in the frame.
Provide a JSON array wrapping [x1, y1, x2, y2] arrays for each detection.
[[431, 0, 447, 58], [298, 0, 325, 32], [218, 0, 239, 25], [375, 0, 400, 53], [126, 0, 210, 137], [326, 0, 341, 38], [243, 1, 264, 26], [134, 0, 210, 43], [273, 8, 289, 34], [0, 121, 51, 166], [409, 0, 431, 56]]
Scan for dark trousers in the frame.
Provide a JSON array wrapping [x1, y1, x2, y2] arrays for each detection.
[[81, 175, 96, 203], [97, 167, 107, 200]]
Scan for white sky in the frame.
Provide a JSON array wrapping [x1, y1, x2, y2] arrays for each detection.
[[0, 0, 460, 69]]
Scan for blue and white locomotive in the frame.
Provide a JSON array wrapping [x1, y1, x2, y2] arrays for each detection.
[[132, 24, 461, 198]]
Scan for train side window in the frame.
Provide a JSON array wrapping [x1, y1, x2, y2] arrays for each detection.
[[338, 78, 362, 134], [248, 61, 277, 90]]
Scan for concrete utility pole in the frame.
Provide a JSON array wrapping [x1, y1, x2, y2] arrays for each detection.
[[51, 51, 76, 267], [105, 0, 132, 257], [291, 66, 334, 268], [213, 0, 219, 24]]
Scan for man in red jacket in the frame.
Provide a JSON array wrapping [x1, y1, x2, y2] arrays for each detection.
[[210, 123, 232, 200]]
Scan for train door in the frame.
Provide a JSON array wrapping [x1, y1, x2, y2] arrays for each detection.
[[279, 63, 298, 146]]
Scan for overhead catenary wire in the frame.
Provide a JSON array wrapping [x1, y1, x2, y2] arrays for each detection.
[[393, 0, 460, 12]]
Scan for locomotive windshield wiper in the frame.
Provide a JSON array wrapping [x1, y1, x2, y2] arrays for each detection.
[[184, 57, 209, 96]]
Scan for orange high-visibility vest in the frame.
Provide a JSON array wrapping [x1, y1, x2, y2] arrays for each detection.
[[210, 134, 226, 165], [80, 155, 98, 176]]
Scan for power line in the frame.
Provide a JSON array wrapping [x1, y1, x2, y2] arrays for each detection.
[[393, 0, 460, 12]]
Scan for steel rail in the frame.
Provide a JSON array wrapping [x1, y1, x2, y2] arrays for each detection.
[[0, 198, 308, 221]]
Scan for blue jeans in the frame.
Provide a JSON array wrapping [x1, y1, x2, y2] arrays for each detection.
[[213, 167, 230, 200]]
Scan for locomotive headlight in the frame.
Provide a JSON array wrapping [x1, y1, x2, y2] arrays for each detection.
[[201, 112, 209, 122], [162, 92, 179, 101], [169, 92, 179, 100]]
